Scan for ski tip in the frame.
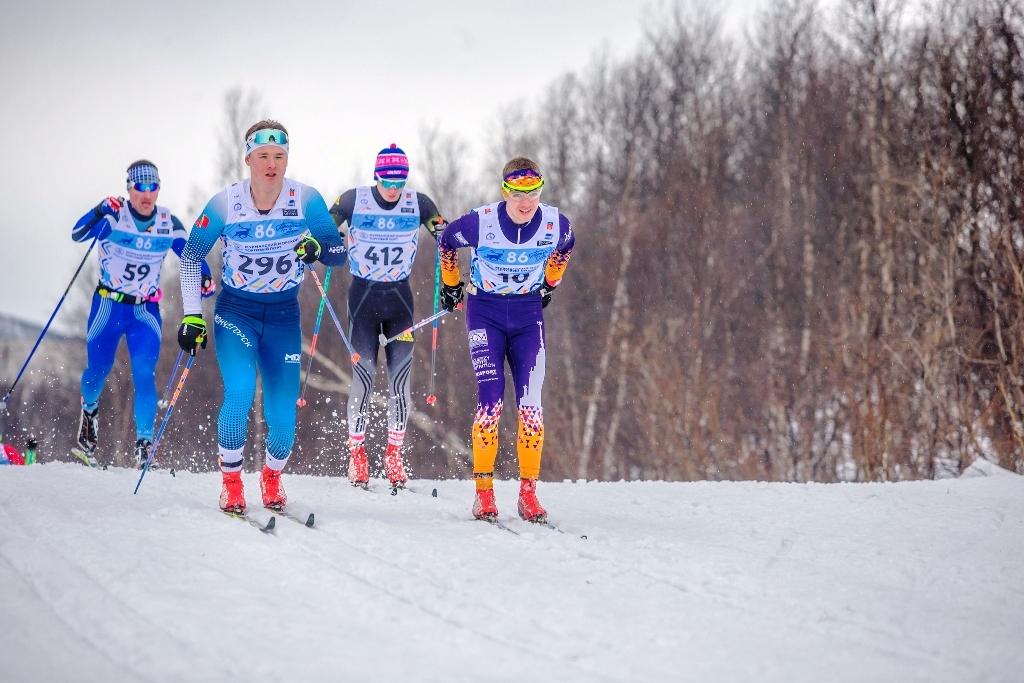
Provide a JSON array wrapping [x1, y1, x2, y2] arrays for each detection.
[[305, 513, 315, 527], [432, 488, 438, 497], [391, 487, 398, 496], [263, 516, 276, 532]]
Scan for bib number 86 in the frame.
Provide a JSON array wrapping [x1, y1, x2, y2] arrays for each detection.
[[506, 251, 531, 264]]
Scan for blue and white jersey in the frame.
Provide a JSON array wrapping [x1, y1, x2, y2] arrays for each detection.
[[95, 205, 178, 297], [470, 202, 559, 295], [346, 186, 421, 282], [180, 178, 347, 316]]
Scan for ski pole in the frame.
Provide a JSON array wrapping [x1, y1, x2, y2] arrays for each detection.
[[378, 303, 461, 348], [135, 351, 196, 494], [158, 349, 185, 409], [427, 250, 441, 405], [1, 231, 102, 413], [297, 266, 332, 407], [306, 266, 360, 364]]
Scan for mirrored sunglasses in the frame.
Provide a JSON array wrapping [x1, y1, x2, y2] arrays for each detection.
[[131, 182, 160, 192], [379, 178, 407, 190]]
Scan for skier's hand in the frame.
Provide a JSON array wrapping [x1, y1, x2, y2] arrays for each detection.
[[294, 235, 322, 264], [440, 282, 464, 312], [177, 316, 207, 353], [200, 273, 216, 298], [96, 196, 122, 218], [538, 281, 557, 309]]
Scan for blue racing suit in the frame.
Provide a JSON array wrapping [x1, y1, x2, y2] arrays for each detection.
[[72, 201, 211, 441], [179, 179, 347, 472]]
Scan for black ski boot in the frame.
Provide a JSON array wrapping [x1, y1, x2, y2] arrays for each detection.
[[73, 406, 99, 467], [134, 438, 154, 470]]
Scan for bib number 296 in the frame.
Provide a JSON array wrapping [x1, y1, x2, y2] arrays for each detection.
[[237, 254, 293, 276]]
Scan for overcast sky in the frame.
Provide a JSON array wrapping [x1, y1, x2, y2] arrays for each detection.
[[2, 0, 787, 326]]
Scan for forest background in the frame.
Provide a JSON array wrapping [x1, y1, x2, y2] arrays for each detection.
[[3, 0, 1023, 483]]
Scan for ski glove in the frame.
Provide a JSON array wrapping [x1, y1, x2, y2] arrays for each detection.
[[177, 316, 207, 353], [538, 282, 557, 309], [440, 281, 465, 312], [294, 235, 322, 264], [96, 196, 122, 218], [200, 273, 216, 298]]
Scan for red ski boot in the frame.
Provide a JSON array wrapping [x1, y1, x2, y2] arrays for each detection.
[[384, 442, 407, 488], [517, 478, 547, 523], [260, 465, 287, 510], [348, 442, 369, 488], [220, 471, 246, 513], [472, 488, 498, 521]]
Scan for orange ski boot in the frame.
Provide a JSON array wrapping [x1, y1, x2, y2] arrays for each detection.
[[260, 465, 287, 510], [220, 471, 246, 513], [472, 488, 499, 521], [348, 441, 369, 488], [384, 442, 408, 488], [517, 478, 547, 523]]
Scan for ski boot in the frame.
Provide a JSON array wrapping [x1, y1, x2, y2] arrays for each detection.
[[472, 488, 499, 521], [73, 406, 99, 468], [517, 478, 547, 523], [384, 442, 407, 489], [220, 471, 246, 513], [134, 438, 153, 470], [260, 465, 287, 510], [348, 441, 369, 489]]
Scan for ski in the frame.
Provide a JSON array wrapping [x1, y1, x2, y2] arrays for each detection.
[[222, 510, 276, 533], [71, 447, 99, 468], [477, 517, 519, 535], [267, 508, 315, 528]]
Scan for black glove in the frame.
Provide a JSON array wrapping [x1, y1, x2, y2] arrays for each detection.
[[440, 282, 464, 312], [294, 235, 322, 264], [177, 316, 207, 353], [538, 282, 557, 309]]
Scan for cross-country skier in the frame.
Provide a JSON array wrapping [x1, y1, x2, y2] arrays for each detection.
[[72, 160, 214, 468], [437, 156, 574, 523], [177, 120, 348, 514], [328, 144, 446, 489]]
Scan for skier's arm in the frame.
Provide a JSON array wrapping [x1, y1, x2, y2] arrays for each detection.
[[180, 196, 229, 316], [328, 189, 356, 232], [438, 211, 481, 286], [170, 216, 212, 277], [417, 193, 446, 238], [544, 214, 575, 286], [71, 200, 118, 242], [304, 188, 349, 268]]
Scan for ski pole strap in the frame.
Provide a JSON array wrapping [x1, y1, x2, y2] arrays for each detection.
[[96, 284, 162, 305]]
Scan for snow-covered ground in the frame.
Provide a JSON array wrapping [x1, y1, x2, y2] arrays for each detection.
[[1, 463, 1021, 683]]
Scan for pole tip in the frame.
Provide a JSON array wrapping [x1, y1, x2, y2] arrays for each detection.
[[426, 395, 436, 405]]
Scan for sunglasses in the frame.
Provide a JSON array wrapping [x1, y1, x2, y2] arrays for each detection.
[[249, 129, 289, 146], [131, 182, 160, 192], [506, 187, 543, 201], [379, 178, 407, 190]]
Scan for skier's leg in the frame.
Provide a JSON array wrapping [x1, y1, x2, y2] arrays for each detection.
[[465, 294, 508, 491], [381, 282, 415, 483], [213, 294, 260, 473], [124, 302, 162, 442], [346, 279, 380, 462], [80, 294, 123, 413], [507, 304, 547, 481], [256, 298, 302, 471]]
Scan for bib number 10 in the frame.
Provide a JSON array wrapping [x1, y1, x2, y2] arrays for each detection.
[[499, 273, 530, 284], [364, 245, 404, 266]]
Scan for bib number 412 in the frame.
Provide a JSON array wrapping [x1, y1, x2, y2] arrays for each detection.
[[364, 245, 404, 266]]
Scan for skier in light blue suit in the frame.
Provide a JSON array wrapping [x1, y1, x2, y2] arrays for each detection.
[[72, 159, 213, 468], [177, 120, 348, 513]]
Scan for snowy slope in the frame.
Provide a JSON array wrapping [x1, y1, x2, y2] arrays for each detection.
[[1, 464, 1021, 683]]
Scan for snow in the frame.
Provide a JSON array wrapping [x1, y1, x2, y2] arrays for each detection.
[[1, 464, 1022, 683], [959, 457, 1018, 479]]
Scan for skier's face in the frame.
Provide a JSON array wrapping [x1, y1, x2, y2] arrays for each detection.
[[246, 147, 288, 187], [127, 185, 159, 216], [376, 179, 404, 203], [504, 191, 541, 225]]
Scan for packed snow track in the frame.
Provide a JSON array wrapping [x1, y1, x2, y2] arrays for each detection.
[[1, 463, 1021, 682]]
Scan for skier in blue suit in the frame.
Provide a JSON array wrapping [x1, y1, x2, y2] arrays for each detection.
[[177, 120, 348, 513], [72, 160, 213, 468]]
